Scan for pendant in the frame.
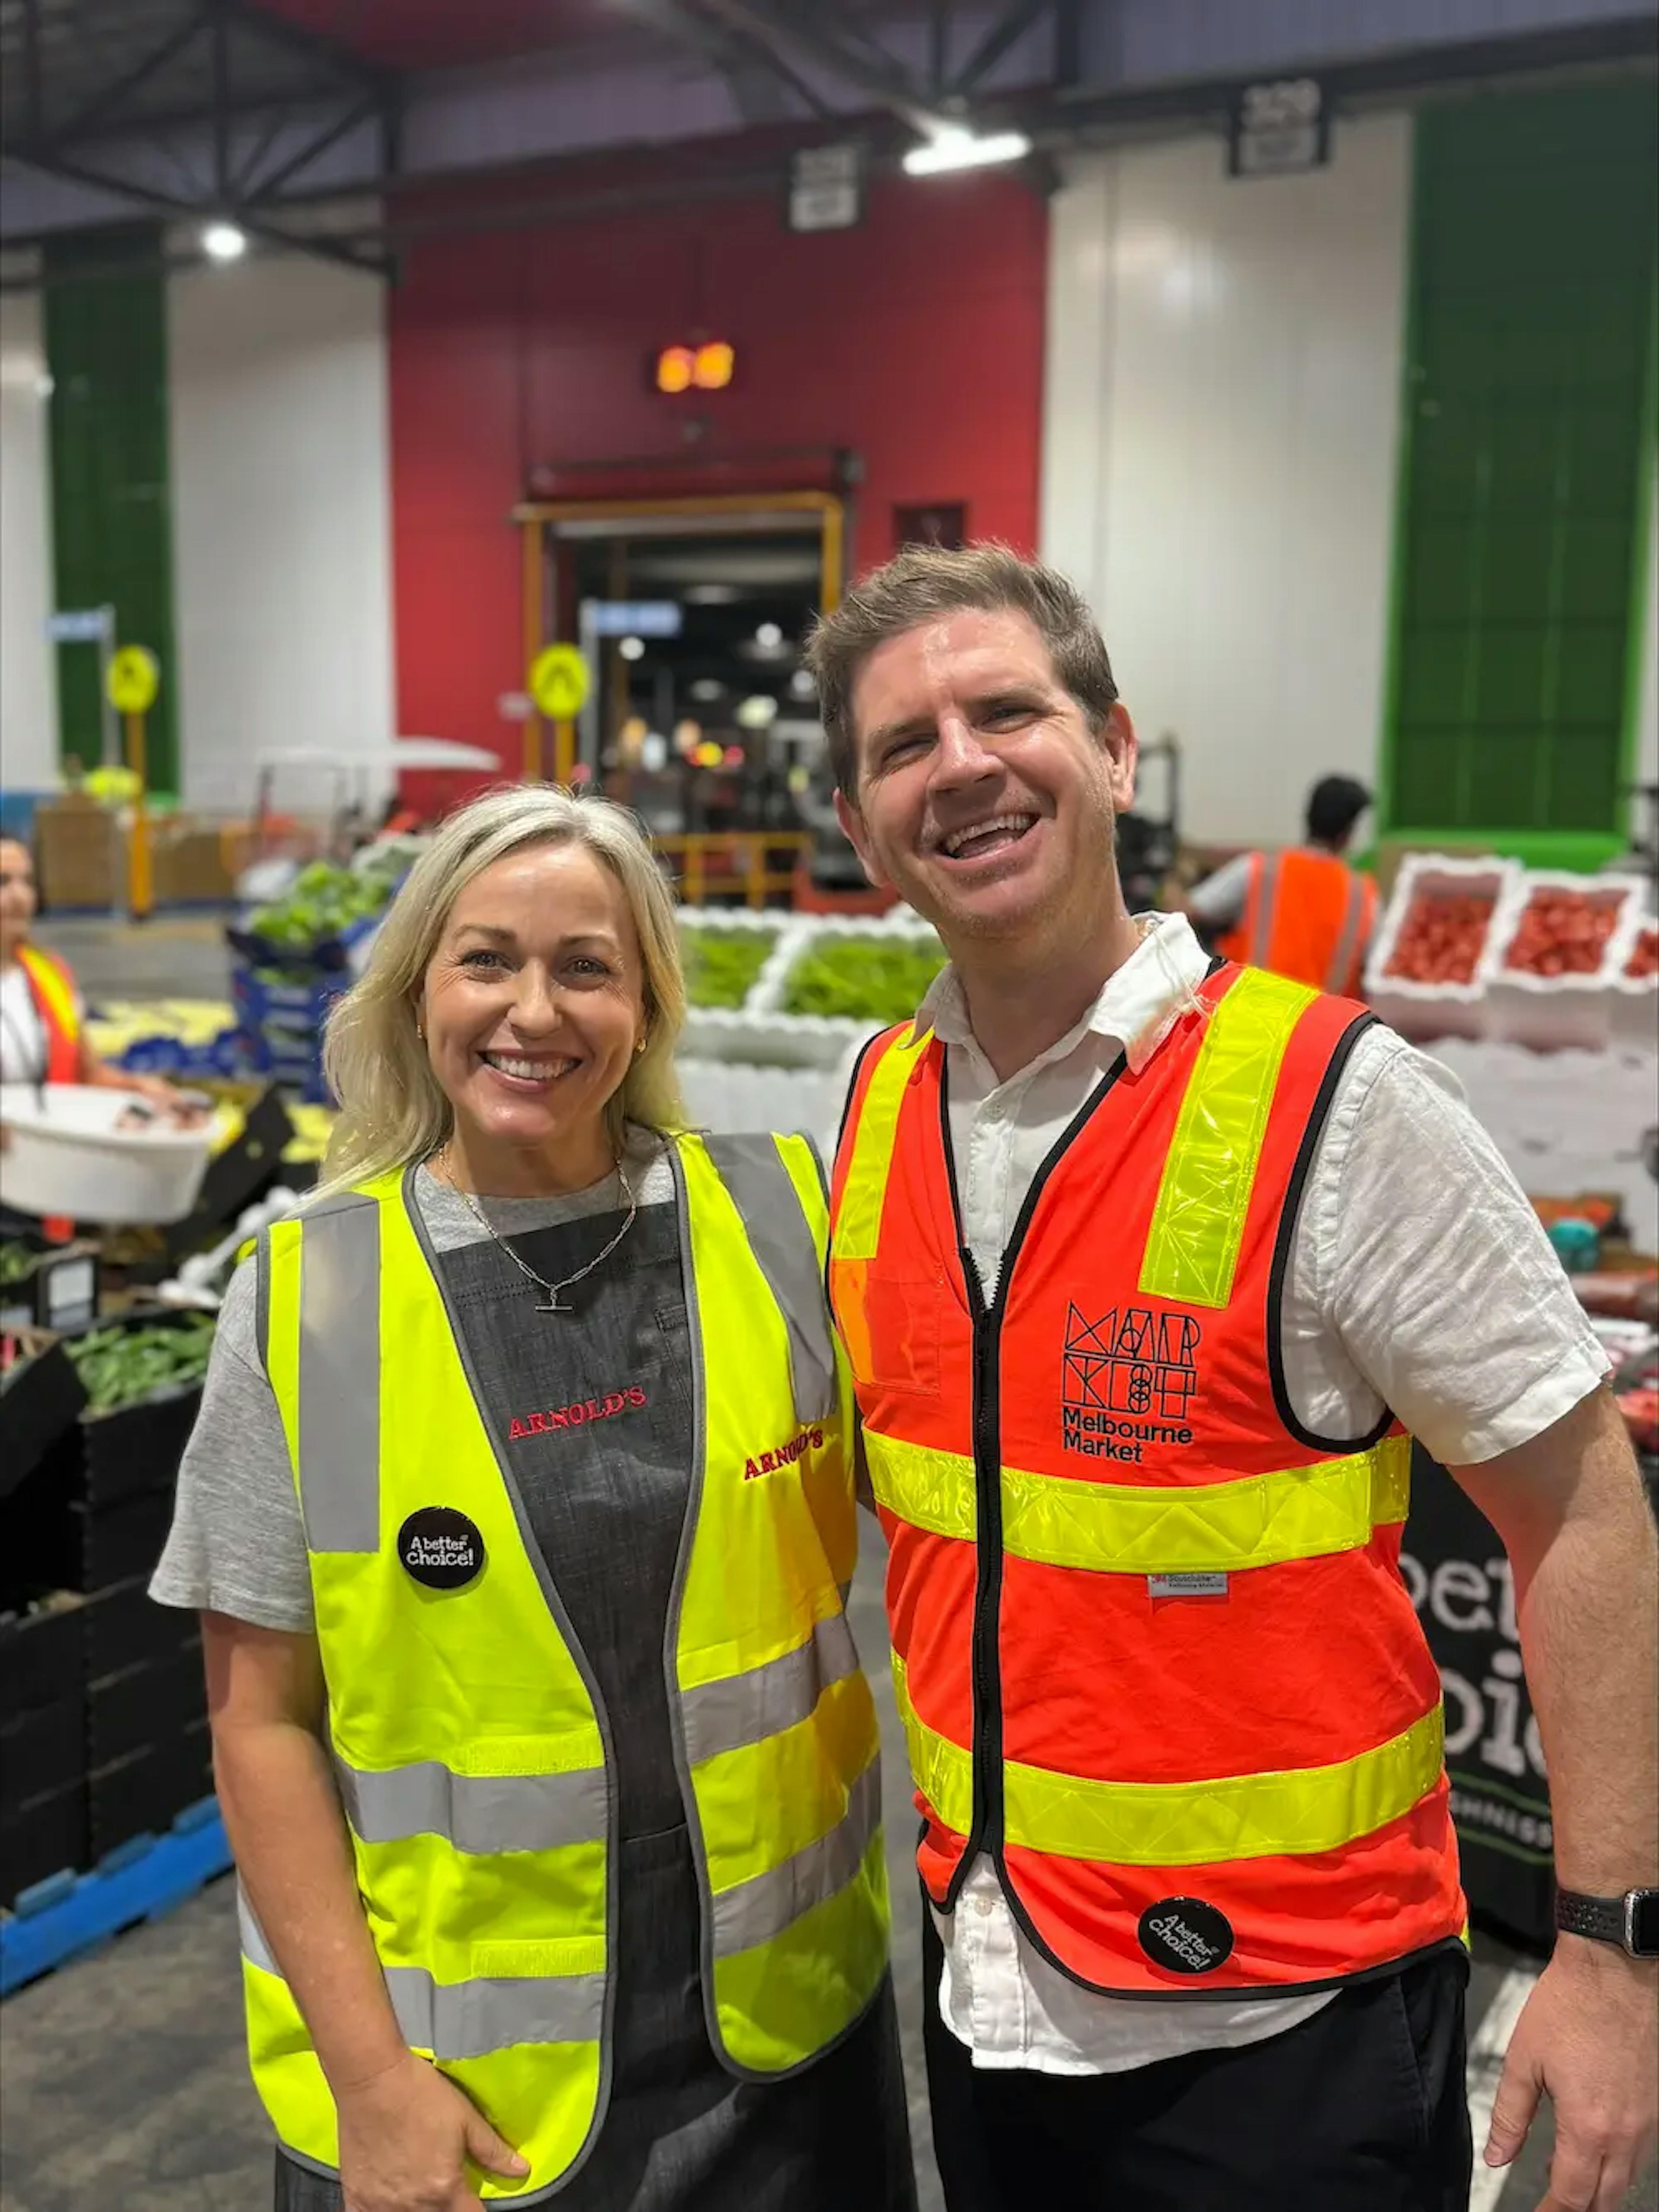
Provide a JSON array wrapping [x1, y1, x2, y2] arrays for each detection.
[[534, 1291, 573, 1314]]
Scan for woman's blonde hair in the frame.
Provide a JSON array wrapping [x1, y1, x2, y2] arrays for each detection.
[[319, 784, 686, 1192]]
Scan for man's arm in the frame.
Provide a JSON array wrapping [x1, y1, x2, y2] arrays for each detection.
[[1453, 1386, 1657, 2212]]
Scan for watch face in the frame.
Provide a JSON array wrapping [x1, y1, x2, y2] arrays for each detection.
[[1629, 1891, 1659, 1958]]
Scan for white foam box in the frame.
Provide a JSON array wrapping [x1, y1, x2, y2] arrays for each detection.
[[1480, 872, 1648, 1053], [1363, 854, 1522, 1043]]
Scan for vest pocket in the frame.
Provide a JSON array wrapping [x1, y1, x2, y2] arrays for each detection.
[[853, 1272, 941, 1397]]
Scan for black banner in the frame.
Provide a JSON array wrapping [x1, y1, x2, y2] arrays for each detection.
[[1400, 1444, 1555, 1957]]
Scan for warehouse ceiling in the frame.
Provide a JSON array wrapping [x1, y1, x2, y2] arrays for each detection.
[[0, 0, 1653, 278]]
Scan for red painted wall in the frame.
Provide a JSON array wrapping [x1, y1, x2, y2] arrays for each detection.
[[388, 171, 1047, 772]]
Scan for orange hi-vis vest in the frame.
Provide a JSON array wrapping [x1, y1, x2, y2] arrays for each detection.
[[15, 944, 83, 1242], [1218, 849, 1377, 996], [15, 943, 82, 1084], [830, 963, 1465, 1998]]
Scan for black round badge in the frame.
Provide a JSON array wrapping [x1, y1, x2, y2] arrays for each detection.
[[397, 1507, 486, 1592], [1137, 1897, 1235, 1976]]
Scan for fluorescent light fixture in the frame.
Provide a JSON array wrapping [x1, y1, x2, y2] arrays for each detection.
[[201, 221, 248, 263], [902, 126, 1031, 178]]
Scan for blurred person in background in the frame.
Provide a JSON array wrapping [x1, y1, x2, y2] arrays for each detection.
[[0, 835, 187, 1105], [810, 544, 1656, 2212], [0, 835, 200, 1238], [151, 786, 913, 2212], [1182, 774, 1377, 994]]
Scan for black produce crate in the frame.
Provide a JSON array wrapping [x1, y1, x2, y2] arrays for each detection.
[[0, 1432, 81, 1617], [69, 1489, 175, 1596], [0, 1782, 87, 1905], [88, 1720, 213, 1861], [0, 1692, 84, 1814], [88, 1642, 206, 1771], [77, 1372, 204, 1513], [0, 1591, 85, 1717], [0, 1339, 87, 1501], [83, 1577, 199, 1684], [163, 1085, 295, 1262]]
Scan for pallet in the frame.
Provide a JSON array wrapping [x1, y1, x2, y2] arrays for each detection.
[[0, 1795, 231, 1997]]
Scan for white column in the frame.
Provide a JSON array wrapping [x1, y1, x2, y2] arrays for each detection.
[[1039, 116, 1413, 848], [0, 292, 61, 793], [168, 252, 395, 818]]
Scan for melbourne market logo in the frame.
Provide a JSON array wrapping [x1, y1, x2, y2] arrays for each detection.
[[1062, 1302, 1201, 1463]]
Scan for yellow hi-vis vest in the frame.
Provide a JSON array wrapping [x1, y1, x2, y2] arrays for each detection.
[[241, 1131, 890, 2201]]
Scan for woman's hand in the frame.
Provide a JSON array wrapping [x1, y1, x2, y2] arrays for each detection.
[[337, 2050, 530, 2212]]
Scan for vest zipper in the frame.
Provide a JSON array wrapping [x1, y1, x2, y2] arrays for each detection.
[[957, 1244, 1005, 1897], [937, 1049, 1130, 1909]]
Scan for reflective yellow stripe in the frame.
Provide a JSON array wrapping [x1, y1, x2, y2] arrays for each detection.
[[833, 1023, 934, 1263], [865, 1429, 1410, 1573], [1139, 971, 1317, 1309], [16, 944, 79, 1041], [892, 1653, 1443, 1866]]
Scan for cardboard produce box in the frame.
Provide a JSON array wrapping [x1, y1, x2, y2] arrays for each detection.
[[151, 821, 234, 905], [35, 797, 118, 910]]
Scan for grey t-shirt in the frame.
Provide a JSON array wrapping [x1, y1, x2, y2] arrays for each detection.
[[149, 1132, 676, 1635]]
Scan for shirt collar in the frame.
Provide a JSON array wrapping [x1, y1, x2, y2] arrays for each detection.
[[915, 911, 1213, 1079]]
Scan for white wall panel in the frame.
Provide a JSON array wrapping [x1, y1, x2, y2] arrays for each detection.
[[1041, 117, 1411, 848], [0, 291, 60, 792], [168, 255, 394, 816]]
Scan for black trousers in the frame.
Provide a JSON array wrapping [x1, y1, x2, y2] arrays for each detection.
[[922, 1910, 1472, 2212]]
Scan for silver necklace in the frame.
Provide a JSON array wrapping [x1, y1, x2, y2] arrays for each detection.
[[436, 1150, 638, 1315]]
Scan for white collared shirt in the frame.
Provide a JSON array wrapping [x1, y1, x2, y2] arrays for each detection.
[[913, 912, 1606, 2075]]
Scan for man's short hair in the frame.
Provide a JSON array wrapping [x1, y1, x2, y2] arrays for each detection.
[[1305, 775, 1372, 847], [804, 542, 1119, 799]]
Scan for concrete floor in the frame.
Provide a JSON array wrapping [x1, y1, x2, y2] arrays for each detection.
[[3, 1533, 1654, 2212]]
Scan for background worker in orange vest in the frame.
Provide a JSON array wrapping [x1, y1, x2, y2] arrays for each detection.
[[808, 546, 1657, 2212], [1, 837, 198, 1229], [1182, 774, 1377, 993]]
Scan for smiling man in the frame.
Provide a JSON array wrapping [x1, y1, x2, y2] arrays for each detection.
[[809, 544, 1657, 2212]]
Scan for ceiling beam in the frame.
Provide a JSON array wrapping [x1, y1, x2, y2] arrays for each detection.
[[950, 0, 1054, 95], [693, 0, 943, 135], [9, 143, 394, 275]]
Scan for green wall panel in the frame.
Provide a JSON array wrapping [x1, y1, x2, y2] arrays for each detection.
[[1382, 81, 1657, 856], [43, 228, 179, 797]]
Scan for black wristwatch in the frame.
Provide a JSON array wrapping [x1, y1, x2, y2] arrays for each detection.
[[1554, 1887, 1659, 1958]]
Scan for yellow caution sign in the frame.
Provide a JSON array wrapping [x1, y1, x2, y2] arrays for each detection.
[[107, 645, 160, 716], [528, 643, 590, 722]]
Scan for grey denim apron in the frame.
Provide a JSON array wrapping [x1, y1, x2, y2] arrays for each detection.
[[276, 1178, 914, 2212]]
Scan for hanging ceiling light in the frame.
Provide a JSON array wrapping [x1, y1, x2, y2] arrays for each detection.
[[201, 221, 248, 263], [902, 126, 1031, 178]]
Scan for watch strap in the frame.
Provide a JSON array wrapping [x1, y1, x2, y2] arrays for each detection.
[[1554, 1890, 1627, 1947]]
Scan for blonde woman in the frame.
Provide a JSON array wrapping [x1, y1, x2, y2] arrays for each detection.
[[153, 787, 913, 2212]]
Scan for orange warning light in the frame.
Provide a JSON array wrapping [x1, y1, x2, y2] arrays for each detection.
[[652, 341, 736, 395], [654, 345, 696, 394], [693, 341, 735, 390]]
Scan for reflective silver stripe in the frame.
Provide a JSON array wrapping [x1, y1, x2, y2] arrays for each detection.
[[703, 1133, 835, 1427], [383, 1963, 606, 2060], [712, 1751, 881, 1958], [296, 1194, 381, 1552], [238, 1884, 279, 1975], [335, 1755, 607, 1855], [241, 1884, 603, 2058], [1247, 853, 1280, 967], [1325, 872, 1370, 994], [681, 1611, 860, 1768]]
